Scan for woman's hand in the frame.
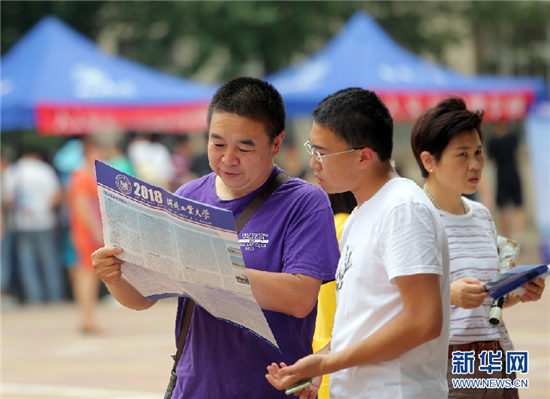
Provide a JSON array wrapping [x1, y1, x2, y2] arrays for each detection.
[[451, 277, 490, 309], [518, 278, 546, 302]]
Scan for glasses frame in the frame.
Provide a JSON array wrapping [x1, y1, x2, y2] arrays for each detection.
[[304, 141, 360, 163]]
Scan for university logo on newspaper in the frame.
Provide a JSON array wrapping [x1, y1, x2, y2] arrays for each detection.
[[115, 174, 132, 195]]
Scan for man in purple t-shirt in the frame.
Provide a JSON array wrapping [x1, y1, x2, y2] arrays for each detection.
[[91, 77, 340, 398]]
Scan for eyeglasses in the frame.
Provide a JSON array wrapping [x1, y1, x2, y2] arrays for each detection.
[[304, 141, 359, 163]]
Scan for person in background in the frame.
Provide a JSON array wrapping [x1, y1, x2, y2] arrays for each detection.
[[101, 133, 136, 177], [67, 137, 105, 334], [487, 123, 526, 243], [91, 77, 340, 398], [312, 191, 357, 399], [127, 133, 174, 189], [267, 88, 450, 398], [2, 147, 65, 304], [410, 97, 545, 398], [1, 146, 19, 308], [189, 133, 212, 178], [53, 138, 84, 292], [170, 135, 197, 191], [279, 140, 308, 179]]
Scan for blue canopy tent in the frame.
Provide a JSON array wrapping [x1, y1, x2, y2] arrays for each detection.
[[1, 16, 218, 135], [266, 11, 547, 122]]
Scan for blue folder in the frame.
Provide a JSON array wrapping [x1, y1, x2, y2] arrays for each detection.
[[483, 264, 549, 300]]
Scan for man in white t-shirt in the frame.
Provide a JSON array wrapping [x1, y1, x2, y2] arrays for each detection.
[[2, 149, 64, 303], [127, 133, 175, 190], [266, 88, 450, 398]]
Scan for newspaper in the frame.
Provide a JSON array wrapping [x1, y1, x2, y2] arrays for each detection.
[[95, 161, 278, 349]]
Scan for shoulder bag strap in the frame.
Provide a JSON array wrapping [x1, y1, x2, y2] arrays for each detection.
[[173, 171, 291, 364], [234, 171, 290, 233]]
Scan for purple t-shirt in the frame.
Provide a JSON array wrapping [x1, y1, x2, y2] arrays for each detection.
[[172, 165, 339, 398]]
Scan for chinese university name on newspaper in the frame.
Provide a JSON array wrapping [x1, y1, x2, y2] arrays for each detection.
[[95, 161, 278, 349]]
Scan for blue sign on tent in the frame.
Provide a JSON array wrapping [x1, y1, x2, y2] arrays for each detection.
[[1, 16, 218, 135]]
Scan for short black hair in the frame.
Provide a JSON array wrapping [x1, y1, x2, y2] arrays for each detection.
[[207, 77, 286, 142], [410, 97, 485, 178], [312, 88, 393, 161]]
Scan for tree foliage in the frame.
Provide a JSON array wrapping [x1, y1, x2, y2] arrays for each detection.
[[2, 1, 549, 82]]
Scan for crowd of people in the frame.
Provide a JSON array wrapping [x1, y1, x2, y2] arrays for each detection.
[[0, 133, 212, 325], [1, 76, 546, 398]]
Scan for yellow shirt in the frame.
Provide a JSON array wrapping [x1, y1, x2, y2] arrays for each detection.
[[312, 213, 349, 399]]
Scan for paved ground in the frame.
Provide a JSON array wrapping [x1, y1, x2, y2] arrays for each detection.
[[2, 237, 549, 399], [2, 298, 177, 399]]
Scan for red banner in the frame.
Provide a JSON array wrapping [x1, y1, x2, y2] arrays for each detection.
[[35, 91, 537, 135], [377, 91, 537, 123], [35, 102, 210, 135]]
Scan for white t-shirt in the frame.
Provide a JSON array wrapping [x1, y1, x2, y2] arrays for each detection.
[[440, 197, 513, 350], [128, 140, 175, 188], [2, 157, 61, 231], [330, 178, 450, 399]]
